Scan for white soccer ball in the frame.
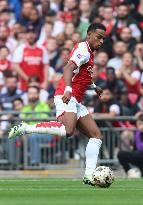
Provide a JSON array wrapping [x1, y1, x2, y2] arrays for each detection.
[[127, 168, 141, 178], [92, 166, 114, 188]]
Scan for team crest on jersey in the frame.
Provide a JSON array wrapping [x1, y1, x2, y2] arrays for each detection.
[[77, 54, 82, 59]]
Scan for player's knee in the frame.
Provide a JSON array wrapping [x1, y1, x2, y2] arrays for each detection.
[[89, 129, 103, 139]]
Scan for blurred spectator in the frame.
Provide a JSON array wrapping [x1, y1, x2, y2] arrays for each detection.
[[107, 41, 127, 71], [13, 25, 49, 91], [119, 87, 140, 116], [113, 3, 141, 41], [64, 39, 74, 50], [22, 85, 51, 123], [0, 25, 17, 54], [79, 0, 91, 23], [134, 43, 143, 73], [0, 72, 5, 92], [55, 48, 70, 73], [0, 9, 15, 29], [28, 7, 43, 35], [94, 86, 121, 121], [22, 75, 49, 105], [116, 52, 141, 95], [22, 86, 52, 165], [0, 46, 11, 73], [0, 103, 9, 138], [77, 0, 91, 39], [0, 0, 9, 12], [102, 5, 115, 36], [64, 22, 75, 39], [96, 51, 109, 80], [37, 0, 56, 17], [118, 114, 143, 177], [17, 1, 34, 27], [119, 27, 137, 52], [47, 11, 65, 36], [12, 23, 26, 48], [45, 36, 60, 68], [0, 74, 23, 110], [8, 97, 24, 168], [92, 64, 105, 86], [12, 97, 24, 114], [102, 67, 125, 100], [8, 0, 22, 21], [64, 0, 78, 12], [138, 83, 143, 111], [38, 21, 53, 46], [71, 32, 82, 45]]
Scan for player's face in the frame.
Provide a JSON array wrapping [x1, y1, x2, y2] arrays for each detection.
[[88, 29, 105, 51]]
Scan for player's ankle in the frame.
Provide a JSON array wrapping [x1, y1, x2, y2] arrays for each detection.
[[85, 168, 94, 176]]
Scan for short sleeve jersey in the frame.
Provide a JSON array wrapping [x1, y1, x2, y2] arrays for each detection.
[[55, 41, 94, 102], [13, 44, 49, 91]]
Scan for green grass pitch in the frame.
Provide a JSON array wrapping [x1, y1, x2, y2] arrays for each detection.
[[0, 178, 142, 205]]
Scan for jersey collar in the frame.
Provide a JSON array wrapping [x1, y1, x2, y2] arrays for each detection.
[[85, 41, 94, 56]]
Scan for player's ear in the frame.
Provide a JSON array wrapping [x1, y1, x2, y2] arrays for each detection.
[[87, 31, 91, 36], [87, 31, 92, 39]]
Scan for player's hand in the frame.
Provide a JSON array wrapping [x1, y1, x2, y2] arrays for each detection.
[[62, 91, 72, 104], [95, 86, 103, 97]]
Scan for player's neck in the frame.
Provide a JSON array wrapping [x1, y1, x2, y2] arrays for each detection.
[[86, 40, 94, 53]]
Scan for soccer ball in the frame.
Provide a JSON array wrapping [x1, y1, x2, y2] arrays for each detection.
[[92, 166, 114, 188]]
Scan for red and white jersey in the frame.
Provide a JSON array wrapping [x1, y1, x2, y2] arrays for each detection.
[[13, 43, 49, 91], [55, 41, 94, 102], [0, 59, 11, 72]]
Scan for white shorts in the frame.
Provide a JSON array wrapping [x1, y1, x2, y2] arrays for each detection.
[[54, 95, 89, 120]]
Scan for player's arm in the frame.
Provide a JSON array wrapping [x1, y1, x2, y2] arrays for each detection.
[[13, 63, 29, 81], [62, 60, 77, 104]]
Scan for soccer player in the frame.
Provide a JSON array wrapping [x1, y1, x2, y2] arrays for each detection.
[[9, 23, 106, 186]]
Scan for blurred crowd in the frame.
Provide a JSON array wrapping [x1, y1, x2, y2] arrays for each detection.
[[0, 0, 142, 170]]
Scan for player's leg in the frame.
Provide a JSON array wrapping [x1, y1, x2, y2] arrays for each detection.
[[8, 96, 77, 138], [77, 112, 102, 185]]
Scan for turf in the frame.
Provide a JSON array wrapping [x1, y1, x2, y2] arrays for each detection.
[[0, 178, 142, 205]]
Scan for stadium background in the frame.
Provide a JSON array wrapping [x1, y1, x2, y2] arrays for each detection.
[[0, 0, 143, 179]]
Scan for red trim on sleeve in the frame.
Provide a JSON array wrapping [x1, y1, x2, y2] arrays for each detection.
[[71, 60, 78, 67], [57, 111, 65, 119]]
